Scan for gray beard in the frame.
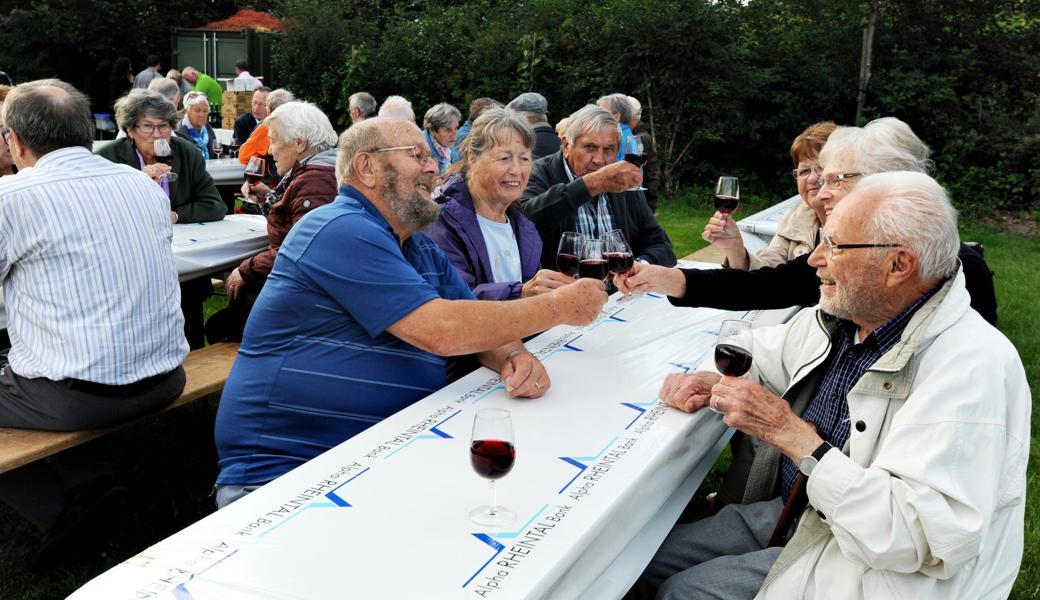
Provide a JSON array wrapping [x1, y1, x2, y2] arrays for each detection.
[[382, 163, 440, 232]]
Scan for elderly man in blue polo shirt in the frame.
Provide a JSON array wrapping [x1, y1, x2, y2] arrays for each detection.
[[214, 117, 608, 507]]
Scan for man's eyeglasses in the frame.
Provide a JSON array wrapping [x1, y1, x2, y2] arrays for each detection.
[[818, 172, 862, 190], [791, 165, 823, 180], [820, 232, 901, 259], [371, 145, 435, 166], [0, 126, 9, 144], [136, 122, 173, 134]]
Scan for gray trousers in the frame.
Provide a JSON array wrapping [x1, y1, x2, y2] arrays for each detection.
[[215, 483, 262, 509], [629, 497, 785, 600]]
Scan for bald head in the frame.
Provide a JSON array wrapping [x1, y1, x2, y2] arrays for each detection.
[[336, 116, 420, 184], [3, 79, 93, 162], [181, 67, 199, 84]]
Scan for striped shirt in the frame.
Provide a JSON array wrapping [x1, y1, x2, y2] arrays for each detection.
[[562, 157, 617, 239], [0, 147, 188, 384], [779, 286, 941, 499]]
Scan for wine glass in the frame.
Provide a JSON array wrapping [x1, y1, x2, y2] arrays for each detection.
[[579, 237, 607, 281], [469, 408, 516, 527], [714, 176, 740, 237], [557, 232, 583, 277], [624, 136, 647, 192], [602, 229, 634, 277], [213, 144, 224, 160], [229, 144, 241, 159], [244, 156, 266, 186], [153, 138, 178, 182], [712, 319, 753, 413]]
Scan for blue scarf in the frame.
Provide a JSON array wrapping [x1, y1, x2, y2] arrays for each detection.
[[181, 116, 210, 159]]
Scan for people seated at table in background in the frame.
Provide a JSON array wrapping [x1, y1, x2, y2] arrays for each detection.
[[378, 94, 415, 123], [212, 117, 608, 508], [97, 89, 227, 349], [423, 102, 461, 173], [0, 84, 15, 177], [238, 88, 294, 174], [166, 68, 193, 101], [181, 66, 222, 113], [348, 91, 378, 124], [521, 104, 676, 271], [453, 97, 501, 153], [175, 91, 218, 159], [506, 92, 560, 160], [231, 59, 262, 91], [597, 93, 637, 163], [205, 100, 339, 344], [132, 54, 162, 90], [233, 85, 270, 146], [617, 117, 998, 328], [0, 80, 189, 562], [630, 171, 1029, 600], [627, 96, 660, 213], [429, 107, 569, 300], [706, 121, 836, 270]]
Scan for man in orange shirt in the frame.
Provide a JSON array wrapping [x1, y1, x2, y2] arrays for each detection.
[[237, 88, 294, 170]]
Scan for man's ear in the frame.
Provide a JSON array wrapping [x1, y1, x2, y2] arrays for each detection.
[[352, 152, 378, 189], [886, 247, 918, 287]]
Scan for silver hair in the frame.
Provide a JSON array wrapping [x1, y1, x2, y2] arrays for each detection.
[[423, 102, 461, 132], [855, 171, 960, 280], [597, 93, 634, 124], [349, 92, 377, 118], [266, 101, 338, 153], [336, 117, 391, 184], [819, 117, 933, 176], [114, 89, 176, 132], [627, 96, 642, 120], [148, 78, 180, 105], [266, 89, 295, 112], [564, 105, 618, 145], [378, 95, 415, 122], [458, 108, 533, 176], [182, 90, 209, 110]]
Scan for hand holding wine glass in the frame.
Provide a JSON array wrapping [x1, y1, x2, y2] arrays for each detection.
[[623, 136, 648, 191], [603, 229, 634, 277], [152, 138, 178, 182], [470, 408, 517, 526], [244, 156, 267, 186], [713, 176, 740, 237], [711, 319, 753, 413]]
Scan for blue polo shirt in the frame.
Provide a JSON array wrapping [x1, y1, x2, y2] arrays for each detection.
[[215, 185, 475, 487]]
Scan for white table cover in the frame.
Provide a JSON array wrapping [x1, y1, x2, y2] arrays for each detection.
[[737, 195, 801, 244], [88, 141, 245, 186], [70, 294, 796, 600], [172, 214, 268, 282]]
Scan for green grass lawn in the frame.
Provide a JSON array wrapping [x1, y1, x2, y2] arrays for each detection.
[[1, 199, 1037, 599]]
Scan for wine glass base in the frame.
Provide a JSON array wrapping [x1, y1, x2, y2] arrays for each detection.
[[469, 505, 516, 527]]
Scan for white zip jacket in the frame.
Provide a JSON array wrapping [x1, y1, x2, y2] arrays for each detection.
[[743, 270, 1029, 599]]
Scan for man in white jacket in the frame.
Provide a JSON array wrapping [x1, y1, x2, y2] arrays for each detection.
[[631, 171, 1030, 599]]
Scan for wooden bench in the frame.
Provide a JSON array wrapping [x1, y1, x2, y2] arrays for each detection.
[[682, 244, 728, 265], [0, 342, 239, 476]]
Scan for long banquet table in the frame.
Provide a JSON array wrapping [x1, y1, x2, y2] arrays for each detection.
[[70, 285, 798, 600]]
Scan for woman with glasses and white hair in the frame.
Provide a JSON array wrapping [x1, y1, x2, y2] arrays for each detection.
[[175, 90, 218, 159], [423, 102, 461, 174], [205, 101, 339, 343], [616, 116, 997, 327], [704, 121, 837, 270]]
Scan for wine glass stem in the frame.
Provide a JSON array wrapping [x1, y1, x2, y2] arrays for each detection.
[[488, 479, 497, 516]]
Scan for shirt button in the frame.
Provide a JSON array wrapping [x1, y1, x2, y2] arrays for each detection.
[[882, 381, 893, 390], [855, 420, 866, 432]]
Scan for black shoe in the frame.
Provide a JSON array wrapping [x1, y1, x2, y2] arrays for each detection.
[[30, 482, 129, 567]]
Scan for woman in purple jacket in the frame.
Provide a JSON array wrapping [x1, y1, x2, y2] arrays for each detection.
[[429, 108, 571, 300]]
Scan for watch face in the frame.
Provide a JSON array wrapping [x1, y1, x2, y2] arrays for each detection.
[[799, 456, 819, 477]]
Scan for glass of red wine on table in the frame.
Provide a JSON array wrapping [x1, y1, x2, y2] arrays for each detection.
[[714, 176, 740, 238], [712, 319, 753, 414], [470, 408, 517, 526], [578, 237, 609, 281], [557, 231, 584, 278], [153, 138, 178, 182]]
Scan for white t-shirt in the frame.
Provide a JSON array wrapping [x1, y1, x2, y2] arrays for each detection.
[[476, 214, 522, 283]]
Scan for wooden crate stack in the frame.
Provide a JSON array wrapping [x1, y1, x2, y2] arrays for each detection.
[[221, 91, 253, 129]]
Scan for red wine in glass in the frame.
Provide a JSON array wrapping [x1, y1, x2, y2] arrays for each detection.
[[557, 253, 580, 277], [714, 343, 753, 377], [714, 195, 739, 214], [579, 258, 608, 280], [606, 251, 634, 275], [470, 439, 516, 479], [625, 153, 648, 168], [244, 156, 267, 186], [154, 154, 173, 166]]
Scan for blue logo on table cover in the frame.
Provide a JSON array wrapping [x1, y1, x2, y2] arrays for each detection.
[[259, 467, 370, 538], [557, 436, 618, 493], [462, 504, 549, 588], [384, 409, 461, 458]]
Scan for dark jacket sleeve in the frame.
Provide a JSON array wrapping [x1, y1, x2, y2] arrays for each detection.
[[624, 191, 676, 266], [669, 253, 820, 310], [520, 158, 593, 228], [233, 114, 252, 146], [172, 137, 226, 224], [958, 242, 998, 325], [238, 165, 337, 286]]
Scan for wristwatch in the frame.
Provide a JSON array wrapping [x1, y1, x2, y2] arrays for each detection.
[[799, 441, 833, 477]]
